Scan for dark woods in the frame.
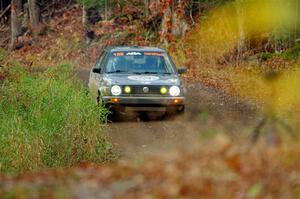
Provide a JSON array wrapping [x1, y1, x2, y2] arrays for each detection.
[[0, 0, 74, 49], [0, 0, 209, 50]]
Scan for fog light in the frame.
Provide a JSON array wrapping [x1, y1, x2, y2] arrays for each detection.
[[124, 86, 131, 94], [160, 87, 168, 94]]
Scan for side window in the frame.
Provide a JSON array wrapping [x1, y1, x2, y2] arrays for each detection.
[[95, 52, 107, 69]]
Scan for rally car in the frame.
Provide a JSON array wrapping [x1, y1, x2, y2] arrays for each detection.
[[88, 46, 186, 116]]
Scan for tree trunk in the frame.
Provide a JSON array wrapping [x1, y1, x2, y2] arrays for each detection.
[[10, 0, 22, 50], [82, 5, 102, 44], [28, 0, 40, 31], [82, 5, 91, 43], [82, 5, 88, 28], [16, 0, 22, 11], [171, 0, 189, 38], [104, 0, 108, 20], [144, 0, 149, 17], [235, 1, 246, 60], [161, 0, 189, 45], [161, 5, 172, 45]]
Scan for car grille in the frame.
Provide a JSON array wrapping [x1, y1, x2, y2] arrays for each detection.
[[123, 85, 169, 96]]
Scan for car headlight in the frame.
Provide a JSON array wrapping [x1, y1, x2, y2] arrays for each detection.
[[111, 85, 122, 96], [169, 86, 180, 97]]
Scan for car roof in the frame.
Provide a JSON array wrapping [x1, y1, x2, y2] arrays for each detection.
[[106, 46, 166, 53]]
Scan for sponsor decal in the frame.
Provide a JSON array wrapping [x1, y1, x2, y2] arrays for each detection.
[[113, 52, 125, 56], [126, 52, 142, 56], [114, 52, 163, 56], [128, 75, 160, 81], [144, 52, 164, 56]]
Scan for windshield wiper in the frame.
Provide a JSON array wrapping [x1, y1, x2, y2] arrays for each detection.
[[132, 72, 142, 75], [142, 72, 158, 74], [142, 72, 172, 75], [107, 70, 128, 74]]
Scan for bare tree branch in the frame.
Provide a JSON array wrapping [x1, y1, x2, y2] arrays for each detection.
[[0, 4, 11, 19]]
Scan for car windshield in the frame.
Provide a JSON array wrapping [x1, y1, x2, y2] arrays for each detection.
[[105, 51, 176, 74]]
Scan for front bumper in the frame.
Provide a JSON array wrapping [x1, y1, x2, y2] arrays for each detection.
[[102, 96, 185, 112]]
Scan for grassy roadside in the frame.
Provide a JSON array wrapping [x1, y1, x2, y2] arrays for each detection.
[[0, 64, 114, 174]]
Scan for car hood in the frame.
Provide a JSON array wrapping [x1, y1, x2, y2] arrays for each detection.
[[104, 74, 181, 86]]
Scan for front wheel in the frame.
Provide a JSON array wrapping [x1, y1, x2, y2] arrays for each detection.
[[107, 109, 122, 122], [177, 105, 185, 115], [164, 105, 185, 119]]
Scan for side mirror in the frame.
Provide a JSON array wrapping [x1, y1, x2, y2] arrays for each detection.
[[178, 67, 187, 74], [92, 68, 101, 74]]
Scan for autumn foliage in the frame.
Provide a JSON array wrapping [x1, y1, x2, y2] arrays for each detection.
[[0, 138, 300, 198], [1, 0, 300, 197]]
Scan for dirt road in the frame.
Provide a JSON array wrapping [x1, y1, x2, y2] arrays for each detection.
[[77, 68, 259, 159], [0, 69, 270, 199]]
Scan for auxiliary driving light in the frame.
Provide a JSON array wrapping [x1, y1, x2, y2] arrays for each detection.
[[160, 87, 168, 94], [124, 86, 131, 94]]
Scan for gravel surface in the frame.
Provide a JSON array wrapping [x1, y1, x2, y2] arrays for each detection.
[[77, 68, 260, 159]]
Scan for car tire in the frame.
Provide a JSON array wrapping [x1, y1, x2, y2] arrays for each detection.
[[107, 109, 122, 122], [177, 105, 185, 115], [163, 105, 185, 120], [138, 111, 150, 121]]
